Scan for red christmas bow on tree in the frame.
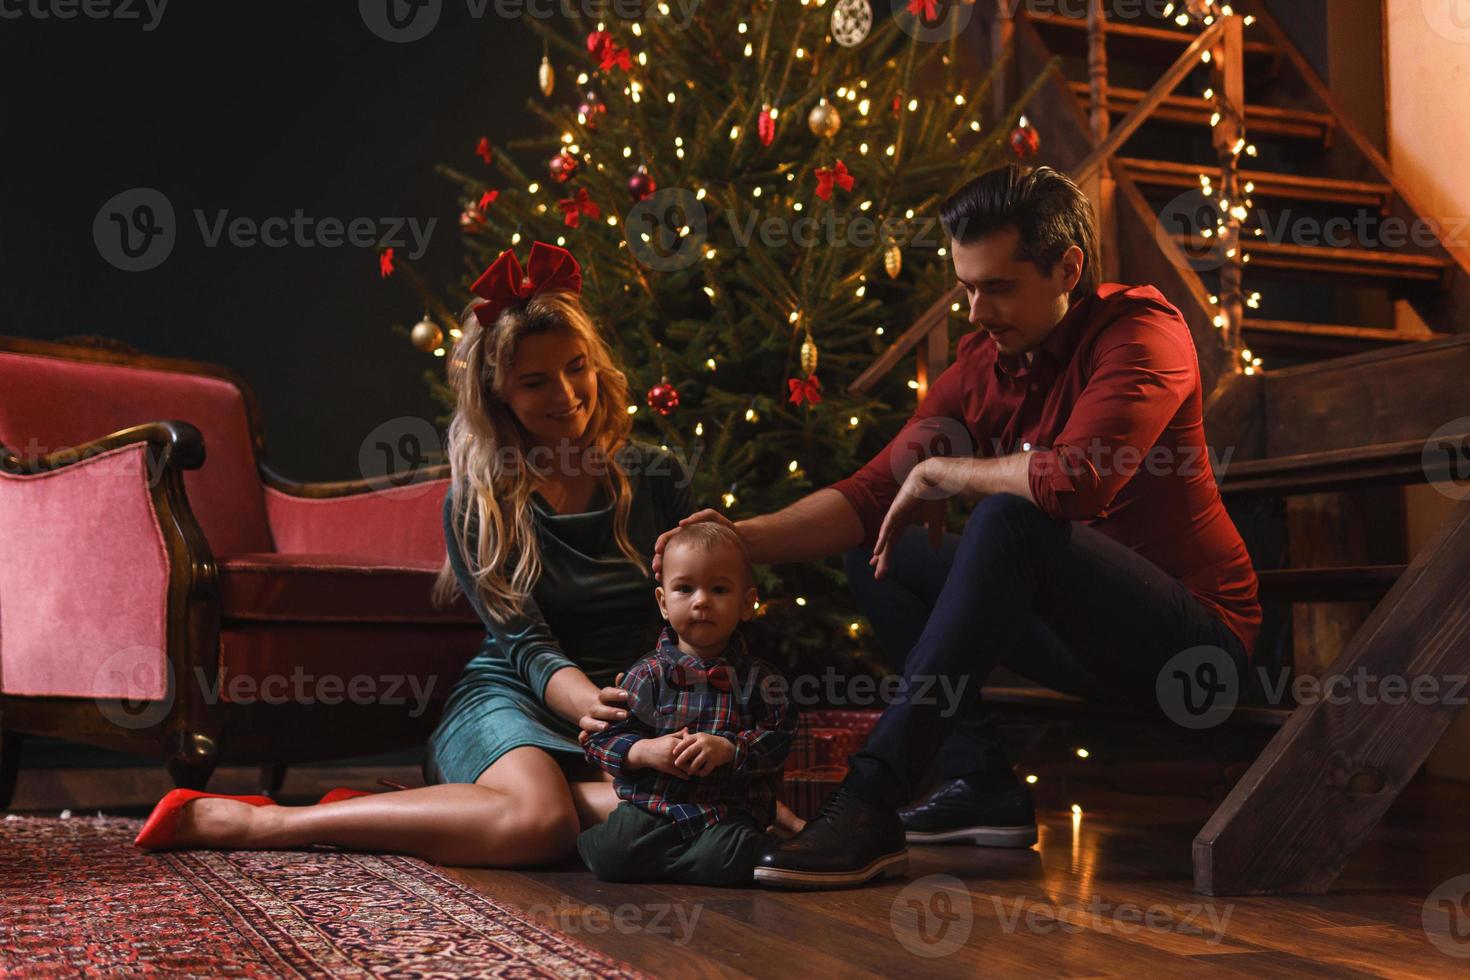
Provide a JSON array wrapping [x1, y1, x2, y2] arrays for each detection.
[[469, 242, 583, 327], [586, 30, 631, 71], [906, 0, 940, 18], [557, 188, 601, 228], [788, 374, 823, 406], [478, 189, 499, 210], [475, 137, 493, 164], [378, 247, 395, 279], [814, 160, 854, 201], [669, 662, 735, 692]]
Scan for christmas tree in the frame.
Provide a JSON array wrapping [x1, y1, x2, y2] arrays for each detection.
[[394, 0, 1043, 674]]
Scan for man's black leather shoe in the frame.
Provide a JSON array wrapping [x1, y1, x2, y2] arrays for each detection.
[[752, 786, 908, 889], [899, 778, 1038, 847]]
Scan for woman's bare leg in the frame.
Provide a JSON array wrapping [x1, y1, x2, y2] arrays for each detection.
[[567, 775, 618, 829], [166, 747, 580, 867]]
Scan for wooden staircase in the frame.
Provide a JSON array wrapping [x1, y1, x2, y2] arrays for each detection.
[[849, 0, 1470, 897]]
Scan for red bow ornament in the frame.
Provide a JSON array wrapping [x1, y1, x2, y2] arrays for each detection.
[[478, 189, 499, 210], [907, 0, 940, 18], [814, 160, 854, 201], [475, 137, 494, 164], [378, 247, 395, 279], [557, 187, 601, 228], [669, 662, 735, 692], [586, 30, 631, 72], [788, 374, 823, 406], [469, 242, 582, 327]]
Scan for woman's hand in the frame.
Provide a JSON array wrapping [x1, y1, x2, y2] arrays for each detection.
[[652, 509, 738, 581], [576, 672, 629, 746], [627, 728, 690, 778], [870, 459, 953, 581], [673, 732, 736, 777]]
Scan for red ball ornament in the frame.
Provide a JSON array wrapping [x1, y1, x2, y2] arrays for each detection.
[[628, 165, 656, 202], [1010, 123, 1041, 158], [577, 92, 606, 130], [549, 152, 579, 183], [646, 377, 680, 416]]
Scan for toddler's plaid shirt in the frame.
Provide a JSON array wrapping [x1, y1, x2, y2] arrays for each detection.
[[583, 624, 795, 840]]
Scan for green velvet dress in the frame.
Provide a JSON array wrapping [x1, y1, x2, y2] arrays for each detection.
[[422, 441, 694, 785]]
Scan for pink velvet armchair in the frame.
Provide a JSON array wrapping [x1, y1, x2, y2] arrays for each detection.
[[0, 336, 484, 805]]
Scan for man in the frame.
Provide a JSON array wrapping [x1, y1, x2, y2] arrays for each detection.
[[650, 164, 1261, 889]]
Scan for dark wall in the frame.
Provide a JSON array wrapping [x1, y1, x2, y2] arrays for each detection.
[[0, 1, 547, 480]]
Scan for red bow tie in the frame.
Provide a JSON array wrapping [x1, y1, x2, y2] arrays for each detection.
[[814, 160, 854, 201], [557, 187, 601, 229], [669, 662, 735, 692], [468, 241, 582, 327]]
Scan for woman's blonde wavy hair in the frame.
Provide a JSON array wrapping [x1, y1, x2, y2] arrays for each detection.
[[432, 290, 648, 623]]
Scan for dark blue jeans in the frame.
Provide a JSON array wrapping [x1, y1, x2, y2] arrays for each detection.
[[841, 493, 1249, 810]]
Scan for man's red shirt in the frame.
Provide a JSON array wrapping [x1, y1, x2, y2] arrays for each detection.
[[827, 283, 1262, 658]]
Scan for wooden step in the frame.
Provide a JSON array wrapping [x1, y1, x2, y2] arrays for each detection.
[[1028, 11, 1279, 61], [1218, 432, 1470, 497], [1242, 319, 1422, 345], [1118, 157, 1393, 212], [1256, 566, 1406, 603], [1071, 81, 1336, 143], [1171, 235, 1453, 285]]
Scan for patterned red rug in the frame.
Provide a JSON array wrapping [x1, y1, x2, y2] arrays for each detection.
[[0, 814, 648, 978]]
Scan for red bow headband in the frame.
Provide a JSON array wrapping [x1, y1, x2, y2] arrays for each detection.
[[469, 241, 583, 328]]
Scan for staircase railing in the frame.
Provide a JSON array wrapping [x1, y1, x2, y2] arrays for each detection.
[[849, 3, 1249, 397]]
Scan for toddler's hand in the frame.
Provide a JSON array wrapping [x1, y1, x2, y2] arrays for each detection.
[[674, 732, 736, 777], [629, 727, 691, 778]]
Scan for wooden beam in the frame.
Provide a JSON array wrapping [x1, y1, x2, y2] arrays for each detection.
[[1194, 498, 1470, 894]]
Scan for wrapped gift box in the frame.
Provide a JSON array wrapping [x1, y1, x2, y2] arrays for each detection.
[[780, 709, 882, 820]]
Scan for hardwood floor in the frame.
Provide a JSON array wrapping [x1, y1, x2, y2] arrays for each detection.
[[10, 760, 1470, 977]]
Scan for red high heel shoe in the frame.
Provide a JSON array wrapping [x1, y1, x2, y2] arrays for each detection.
[[133, 788, 278, 850]]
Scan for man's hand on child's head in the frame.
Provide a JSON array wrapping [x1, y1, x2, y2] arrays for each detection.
[[674, 732, 736, 777], [628, 727, 691, 777], [652, 510, 738, 582]]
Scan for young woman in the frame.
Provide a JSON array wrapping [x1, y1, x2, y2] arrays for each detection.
[[134, 242, 793, 866]]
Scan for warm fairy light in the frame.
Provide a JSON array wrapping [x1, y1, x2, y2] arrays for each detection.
[[954, 94, 965, 105], [637, 52, 648, 66], [1203, 87, 1214, 100], [788, 311, 800, 324], [788, 460, 799, 472], [1242, 349, 1254, 361], [1076, 748, 1090, 759], [706, 357, 717, 369], [695, 188, 706, 200], [577, 72, 588, 85], [875, 327, 884, 336], [705, 247, 717, 259], [449, 327, 462, 339], [528, 182, 539, 193], [1244, 14, 1255, 25], [606, 215, 618, 226], [885, 144, 895, 156], [793, 202, 803, 212], [695, 422, 704, 436], [1025, 774, 1038, 784], [556, 236, 565, 246], [744, 42, 753, 57], [905, 208, 915, 219], [703, 286, 715, 299], [511, 232, 522, 244], [858, 98, 870, 116], [952, 302, 961, 312], [795, 596, 807, 605], [1201, 228, 1214, 238], [561, 131, 573, 143], [737, 21, 747, 32], [969, 120, 981, 132], [848, 622, 861, 635], [1214, 315, 1225, 328], [723, 492, 736, 507], [907, 379, 919, 389], [859, 200, 872, 211], [433, 347, 445, 357], [1071, 804, 1083, 815], [855, 285, 866, 297], [1210, 112, 1221, 127], [938, 247, 947, 256], [632, 22, 642, 35], [626, 405, 638, 414], [746, 408, 757, 421], [1176, 13, 1189, 25], [622, 145, 632, 157], [567, 143, 580, 154], [859, 142, 869, 154], [849, 416, 859, 427], [667, 92, 675, 103], [795, 47, 806, 58], [907, 98, 918, 111], [752, 186, 761, 197]]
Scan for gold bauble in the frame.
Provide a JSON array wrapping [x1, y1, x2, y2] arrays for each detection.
[[800, 335, 819, 376], [884, 244, 902, 279], [538, 56, 555, 97], [807, 99, 842, 139], [410, 316, 444, 353]]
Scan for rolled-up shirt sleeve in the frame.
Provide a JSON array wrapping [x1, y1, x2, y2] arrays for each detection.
[[1028, 318, 1194, 521], [825, 355, 971, 552]]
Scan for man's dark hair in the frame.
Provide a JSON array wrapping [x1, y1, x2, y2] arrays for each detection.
[[939, 164, 1100, 303]]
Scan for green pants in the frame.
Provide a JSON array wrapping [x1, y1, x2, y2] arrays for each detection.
[[577, 802, 778, 887]]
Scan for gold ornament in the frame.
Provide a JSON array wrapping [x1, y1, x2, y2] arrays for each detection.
[[800, 334, 819, 376], [807, 98, 842, 139], [884, 244, 902, 279], [410, 315, 444, 353], [538, 56, 555, 97]]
